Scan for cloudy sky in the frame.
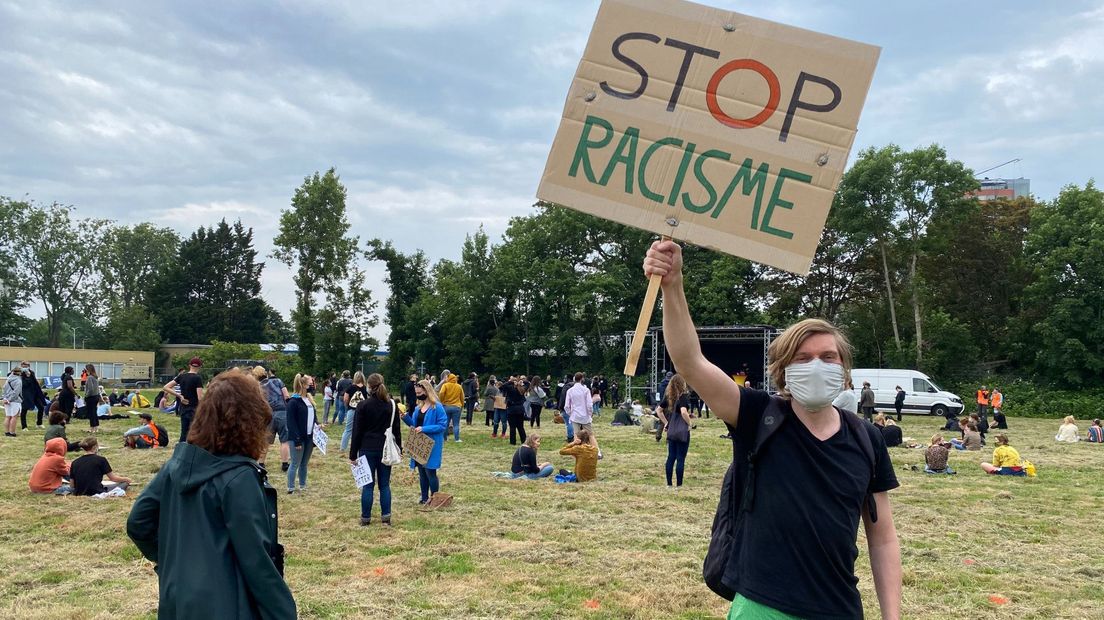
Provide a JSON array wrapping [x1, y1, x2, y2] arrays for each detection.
[[2, 1, 1102, 345]]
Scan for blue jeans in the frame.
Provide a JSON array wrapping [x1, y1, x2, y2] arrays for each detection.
[[359, 450, 391, 520], [565, 414, 574, 442], [514, 464, 554, 479], [341, 409, 355, 452], [416, 465, 439, 503], [323, 400, 333, 424], [666, 439, 689, 486], [288, 439, 314, 490], [335, 399, 348, 425], [493, 408, 508, 435], [444, 405, 462, 440]]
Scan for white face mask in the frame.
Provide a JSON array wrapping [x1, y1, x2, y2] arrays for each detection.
[[784, 358, 845, 410]]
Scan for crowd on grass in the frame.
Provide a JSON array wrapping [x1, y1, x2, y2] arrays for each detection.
[[7, 253, 1104, 618]]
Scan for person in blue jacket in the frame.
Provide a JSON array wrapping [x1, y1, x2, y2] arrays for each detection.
[[286, 374, 320, 494], [401, 379, 448, 505]]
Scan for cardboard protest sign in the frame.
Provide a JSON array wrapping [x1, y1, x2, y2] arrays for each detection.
[[351, 455, 373, 488], [404, 431, 434, 466], [312, 424, 328, 456], [537, 0, 880, 275]]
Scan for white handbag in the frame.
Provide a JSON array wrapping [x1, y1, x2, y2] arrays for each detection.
[[382, 399, 403, 466]]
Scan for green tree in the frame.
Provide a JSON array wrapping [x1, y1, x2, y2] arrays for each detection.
[[101, 223, 180, 309], [149, 220, 267, 344], [102, 303, 162, 351], [896, 145, 978, 364], [1015, 182, 1104, 387], [273, 169, 357, 369], [314, 264, 379, 375], [366, 239, 430, 380], [2, 199, 107, 346]]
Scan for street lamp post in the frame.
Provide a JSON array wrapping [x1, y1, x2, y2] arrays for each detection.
[[71, 327, 77, 349]]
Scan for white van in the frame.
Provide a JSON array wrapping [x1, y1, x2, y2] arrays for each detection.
[[849, 369, 964, 418]]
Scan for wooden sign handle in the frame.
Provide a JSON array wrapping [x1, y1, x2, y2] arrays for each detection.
[[624, 233, 673, 377]]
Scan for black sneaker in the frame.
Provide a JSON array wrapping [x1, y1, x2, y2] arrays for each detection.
[[281, 462, 290, 472], [361, 518, 371, 526]]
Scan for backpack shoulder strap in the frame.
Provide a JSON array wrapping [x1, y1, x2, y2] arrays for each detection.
[[740, 396, 789, 514], [839, 408, 879, 523]]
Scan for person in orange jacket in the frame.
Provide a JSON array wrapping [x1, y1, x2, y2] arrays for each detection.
[[976, 386, 989, 418], [29, 437, 72, 495]]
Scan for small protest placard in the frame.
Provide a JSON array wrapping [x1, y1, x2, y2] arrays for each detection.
[[404, 431, 434, 466], [312, 424, 328, 456], [351, 455, 373, 488]]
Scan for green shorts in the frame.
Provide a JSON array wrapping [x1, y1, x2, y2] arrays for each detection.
[[728, 594, 804, 620]]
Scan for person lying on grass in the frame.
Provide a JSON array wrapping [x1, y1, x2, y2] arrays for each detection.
[[71, 436, 131, 496], [924, 434, 955, 474], [558, 428, 598, 482], [981, 434, 1026, 476], [510, 434, 554, 479]]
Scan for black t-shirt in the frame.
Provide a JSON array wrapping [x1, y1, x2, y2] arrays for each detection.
[[177, 372, 204, 408], [71, 453, 112, 496], [61, 372, 74, 394], [661, 395, 691, 415], [880, 424, 903, 447], [728, 387, 899, 619], [345, 384, 369, 406], [511, 445, 539, 474], [500, 382, 525, 408]]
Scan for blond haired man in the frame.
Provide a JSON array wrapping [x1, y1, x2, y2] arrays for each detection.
[[644, 240, 901, 620]]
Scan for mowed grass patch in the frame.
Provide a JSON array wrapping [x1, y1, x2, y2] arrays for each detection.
[[0, 406, 1102, 618]]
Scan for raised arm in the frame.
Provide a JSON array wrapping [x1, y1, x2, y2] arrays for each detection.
[[644, 240, 741, 426]]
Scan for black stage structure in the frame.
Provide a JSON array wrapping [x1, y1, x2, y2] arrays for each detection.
[[623, 325, 780, 403]]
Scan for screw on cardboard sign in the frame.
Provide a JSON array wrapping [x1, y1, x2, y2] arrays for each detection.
[[536, 0, 879, 375]]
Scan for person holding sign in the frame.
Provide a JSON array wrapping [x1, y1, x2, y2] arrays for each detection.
[[401, 380, 448, 506], [286, 374, 321, 494], [348, 373, 403, 527], [643, 240, 900, 620]]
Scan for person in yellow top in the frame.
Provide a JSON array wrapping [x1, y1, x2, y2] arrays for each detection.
[[981, 434, 1026, 476], [437, 374, 465, 443], [559, 428, 598, 482]]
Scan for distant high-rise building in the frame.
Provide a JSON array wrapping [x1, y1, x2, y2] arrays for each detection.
[[972, 177, 1030, 201]]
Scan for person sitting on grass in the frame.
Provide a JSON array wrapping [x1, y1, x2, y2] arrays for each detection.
[[951, 420, 982, 451], [43, 409, 82, 453], [71, 436, 132, 496], [511, 434, 554, 479], [612, 401, 638, 426], [29, 437, 72, 495], [924, 434, 955, 474], [124, 413, 163, 449], [969, 412, 988, 445], [1088, 419, 1104, 443], [558, 428, 598, 482], [1055, 415, 1080, 443], [981, 434, 1026, 476], [873, 414, 903, 448]]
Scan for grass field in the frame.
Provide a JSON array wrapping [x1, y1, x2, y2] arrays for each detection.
[[1, 404, 1102, 619]]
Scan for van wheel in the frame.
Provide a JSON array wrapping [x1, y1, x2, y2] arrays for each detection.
[[932, 404, 948, 418]]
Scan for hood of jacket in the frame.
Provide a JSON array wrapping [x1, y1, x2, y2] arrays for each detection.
[[44, 437, 68, 457], [447, 375, 458, 384], [165, 442, 262, 493]]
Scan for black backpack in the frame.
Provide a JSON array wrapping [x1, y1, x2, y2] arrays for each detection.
[[156, 424, 170, 447], [702, 397, 879, 601]]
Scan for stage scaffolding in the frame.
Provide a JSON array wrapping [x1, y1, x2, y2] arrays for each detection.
[[623, 325, 779, 403]]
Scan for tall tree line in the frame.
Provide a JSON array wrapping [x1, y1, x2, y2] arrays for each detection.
[[371, 147, 1103, 390]]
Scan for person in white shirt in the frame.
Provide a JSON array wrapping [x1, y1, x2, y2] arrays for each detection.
[[1055, 416, 1080, 443], [564, 372, 600, 456], [832, 380, 858, 415]]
